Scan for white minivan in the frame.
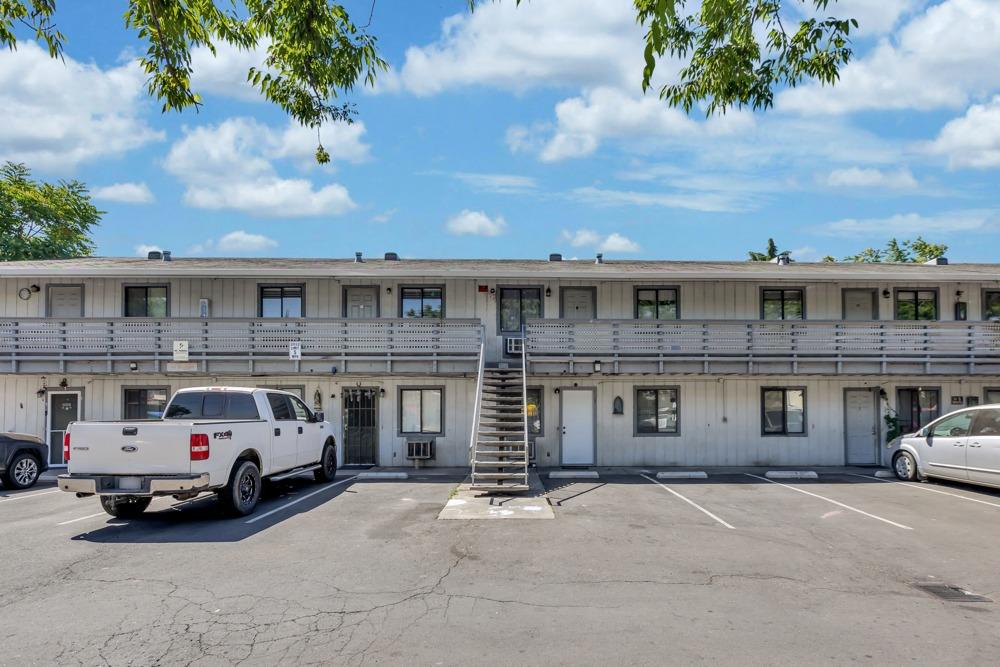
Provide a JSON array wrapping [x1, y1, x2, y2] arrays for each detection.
[[888, 404, 1000, 489]]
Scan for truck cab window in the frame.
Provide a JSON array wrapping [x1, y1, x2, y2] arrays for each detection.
[[226, 393, 260, 420], [267, 393, 294, 420], [288, 396, 312, 421]]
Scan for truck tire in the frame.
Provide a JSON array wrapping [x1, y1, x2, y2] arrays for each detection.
[[2, 452, 41, 489], [219, 459, 262, 516], [314, 442, 338, 483], [100, 495, 152, 518]]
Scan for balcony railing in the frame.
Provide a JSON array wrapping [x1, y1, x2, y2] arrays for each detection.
[[525, 319, 1000, 375], [0, 318, 484, 374]]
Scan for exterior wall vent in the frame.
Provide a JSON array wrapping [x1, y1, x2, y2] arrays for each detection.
[[549, 253, 562, 262], [355, 251, 364, 263], [595, 253, 604, 265], [384, 252, 400, 261], [146, 250, 163, 260], [162, 250, 172, 262], [924, 257, 948, 265]]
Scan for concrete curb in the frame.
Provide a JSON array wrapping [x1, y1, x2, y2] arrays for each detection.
[[549, 470, 600, 479], [765, 470, 818, 480], [874, 470, 895, 478], [356, 472, 408, 480], [656, 471, 708, 479]]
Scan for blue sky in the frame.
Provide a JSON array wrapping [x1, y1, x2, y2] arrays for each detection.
[[2, 0, 999, 261]]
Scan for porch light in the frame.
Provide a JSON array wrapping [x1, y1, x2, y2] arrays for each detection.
[[379, 388, 386, 398], [882, 289, 891, 298], [612, 396, 624, 415], [129, 362, 138, 371], [545, 287, 552, 297]]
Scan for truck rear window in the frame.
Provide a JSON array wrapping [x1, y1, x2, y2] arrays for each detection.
[[164, 392, 260, 420]]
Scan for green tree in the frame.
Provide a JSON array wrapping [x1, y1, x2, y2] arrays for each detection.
[[0, 162, 102, 261], [4, 2, 854, 163], [748, 237, 782, 261], [844, 237, 948, 263]]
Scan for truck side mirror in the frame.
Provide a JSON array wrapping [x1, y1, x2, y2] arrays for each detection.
[[314, 411, 325, 423]]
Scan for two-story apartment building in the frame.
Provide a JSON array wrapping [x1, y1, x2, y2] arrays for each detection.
[[2, 252, 999, 477]]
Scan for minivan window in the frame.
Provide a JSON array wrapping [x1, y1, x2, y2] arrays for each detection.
[[930, 411, 973, 438], [164, 392, 259, 420], [971, 409, 1000, 436]]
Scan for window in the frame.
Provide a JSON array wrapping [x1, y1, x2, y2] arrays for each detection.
[[761, 289, 804, 320], [895, 290, 937, 320], [259, 285, 303, 318], [971, 409, 1000, 436], [123, 387, 169, 420], [526, 387, 543, 436], [930, 411, 974, 438], [124, 285, 168, 317], [761, 388, 806, 435], [288, 395, 313, 421], [636, 387, 680, 435], [897, 388, 940, 433], [636, 288, 679, 320], [986, 389, 1000, 405], [400, 388, 443, 434], [164, 391, 260, 420], [984, 290, 1000, 321], [499, 287, 542, 333], [401, 287, 443, 318], [266, 393, 294, 421]]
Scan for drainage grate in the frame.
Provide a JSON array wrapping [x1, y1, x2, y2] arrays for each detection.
[[913, 583, 992, 603]]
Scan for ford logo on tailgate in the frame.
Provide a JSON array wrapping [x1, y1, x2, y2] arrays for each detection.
[[121, 445, 138, 453]]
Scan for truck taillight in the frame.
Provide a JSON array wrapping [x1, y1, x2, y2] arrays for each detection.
[[63, 432, 71, 462], [190, 433, 210, 461]]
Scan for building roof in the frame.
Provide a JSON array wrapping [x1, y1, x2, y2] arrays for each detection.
[[1, 256, 999, 282]]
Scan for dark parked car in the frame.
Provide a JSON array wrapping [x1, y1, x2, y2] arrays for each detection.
[[1, 433, 48, 489]]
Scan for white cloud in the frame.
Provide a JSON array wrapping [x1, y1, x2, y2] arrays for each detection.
[[794, 0, 924, 36], [0, 42, 163, 170], [560, 229, 640, 254], [823, 167, 918, 190], [569, 186, 745, 213], [779, 0, 1000, 114], [93, 182, 155, 204], [790, 246, 822, 262], [928, 95, 1000, 168], [164, 118, 366, 217], [821, 210, 1000, 235], [452, 172, 537, 194], [187, 230, 278, 255], [383, 0, 642, 95], [134, 244, 162, 257], [445, 210, 508, 237], [371, 208, 397, 224]]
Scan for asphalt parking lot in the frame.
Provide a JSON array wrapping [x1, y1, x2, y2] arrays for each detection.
[[2, 470, 1000, 666]]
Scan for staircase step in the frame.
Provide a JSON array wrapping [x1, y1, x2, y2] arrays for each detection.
[[473, 460, 527, 467], [471, 472, 528, 480], [470, 484, 530, 492], [478, 431, 526, 438]]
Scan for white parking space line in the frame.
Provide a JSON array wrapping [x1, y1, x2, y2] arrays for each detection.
[[640, 474, 736, 530], [0, 489, 61, 503], [745, 474, 912, 531], [844, 473, 1000, 510], [56, 512, 107, 526], [245, 476, 357, 525]]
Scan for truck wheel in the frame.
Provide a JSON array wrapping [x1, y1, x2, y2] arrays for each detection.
[[100, 495, 152, 518], [3, 452, 41, 489], [220, 460, 262, 516], [314, 443, 338, 483]]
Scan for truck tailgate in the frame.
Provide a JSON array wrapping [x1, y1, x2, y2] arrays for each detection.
[[68, 422, 193, 475]]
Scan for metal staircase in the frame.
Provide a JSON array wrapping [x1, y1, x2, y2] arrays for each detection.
[[469, 336, 529, 492]]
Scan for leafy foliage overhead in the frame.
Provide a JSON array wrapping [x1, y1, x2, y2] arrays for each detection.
[[843, 238, 949, 264], [0, 162, 102, 261], [748, 237, 784, 261], [635, 0, 857, 114]]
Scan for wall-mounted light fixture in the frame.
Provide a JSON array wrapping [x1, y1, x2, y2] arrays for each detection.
[[956, 290, 964, 298], [129, 362, 138, 371], [59, 378, 68, 388], [612, 396, 624, 415], [881, 289, 891, 299], [379, 388, 386, 398], [545, 287, 552, 298], [385, 286, 392, 294], [594, 361, 602, 373], [554, 388, 561, 395]]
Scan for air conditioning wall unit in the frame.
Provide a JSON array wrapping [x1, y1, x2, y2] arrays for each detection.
[[406, 439, 435, 460]]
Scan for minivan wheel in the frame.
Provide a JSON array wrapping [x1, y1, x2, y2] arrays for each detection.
[[100, 495, 152, 518], [893, 451, 918, 481], [3, 453, 40, 489], [314, 443, 337, 483], [220, 460, 262, 516]]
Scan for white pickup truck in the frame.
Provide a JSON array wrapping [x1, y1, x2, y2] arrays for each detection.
[[58, 387, 338, 518]]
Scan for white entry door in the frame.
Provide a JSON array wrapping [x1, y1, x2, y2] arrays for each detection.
[[48, 285, 83, 317], [844, 389, 878, 465], [561, 389, 595, 465], [843, 289, 875, 321], [562, 288, 595, 320], [345, 287, 378, 318]]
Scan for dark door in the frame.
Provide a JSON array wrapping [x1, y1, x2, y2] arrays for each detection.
[[48, 392, 80, 465], [343, 388, 378, 465]]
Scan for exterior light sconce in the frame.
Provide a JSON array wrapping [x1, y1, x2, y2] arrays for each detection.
[[594, 360, 602, 373], [129, 362, 138, 371], [554, 388, 561, 395], [881, 289, 891, 299], [385, 287, 392, 294], [956, 290, 964, 298], [379, 388, 386, 398], [612, 396, 624, 415], [59, 378, 68, 388], [878, 388, 888, 401], [545, 287, 552, 297]]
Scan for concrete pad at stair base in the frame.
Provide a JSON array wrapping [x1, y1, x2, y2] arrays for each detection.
[[548, 470, 600, 479], [357, 471, 408, 480], [765, 470, 818, 480], [656, 471, 708, 479], [438, 471, 554, 520], [874, 470, 895, 478]]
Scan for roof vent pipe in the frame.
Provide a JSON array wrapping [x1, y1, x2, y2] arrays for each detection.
[[162, 250, 172, 261], [595, 253, 604, 265], [549, 253, 562, 262], [355, 252, 364, 263], [775, 252, 791, 266], [384, 252, 399, 261], [147, 250, 163, 260]]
